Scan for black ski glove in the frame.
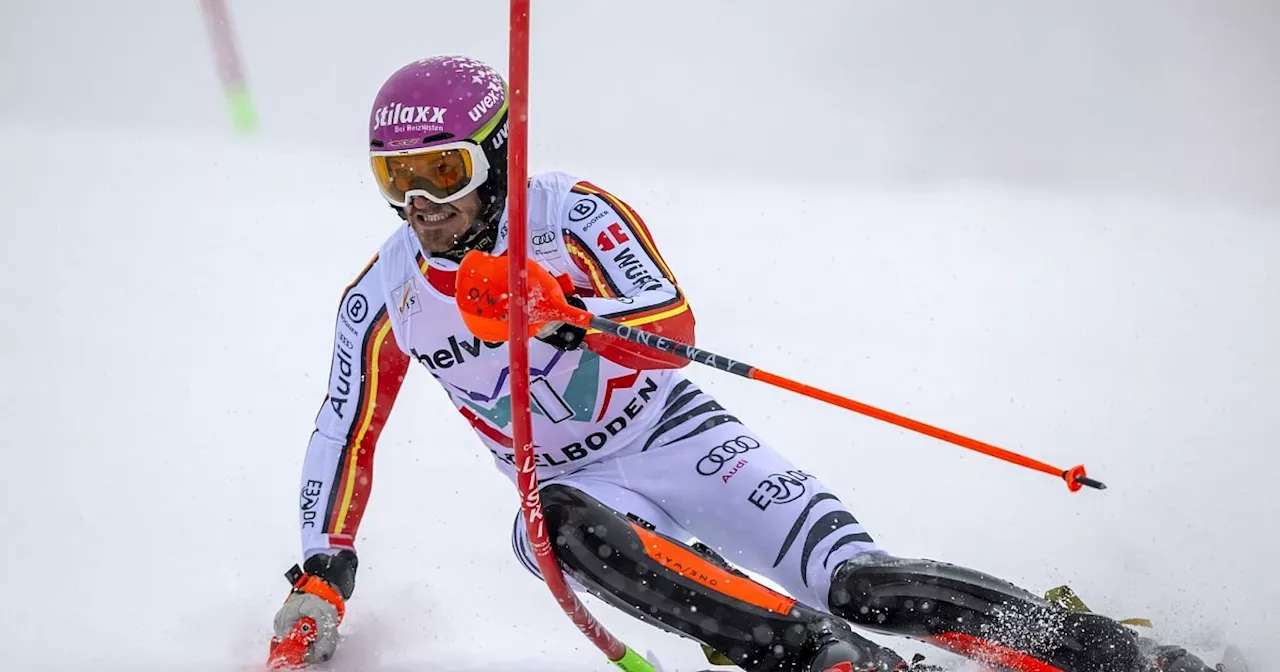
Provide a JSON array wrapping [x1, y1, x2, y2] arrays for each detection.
[[269, 551, 358, 667], [299, 550, 359, 600], [534, 294, 588, 351]]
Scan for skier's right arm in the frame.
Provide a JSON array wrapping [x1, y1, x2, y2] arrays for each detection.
[[299, 253, 409, 580], [271, 255, 409, 668]]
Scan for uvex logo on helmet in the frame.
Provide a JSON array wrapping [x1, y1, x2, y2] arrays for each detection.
[[372, 103, 448, 132], [489, 124, 509, 151], [468, 81, 506, 122]]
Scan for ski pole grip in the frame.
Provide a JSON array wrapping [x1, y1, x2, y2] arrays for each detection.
[[1076, 475, 1107, 490], [1063, 464, 1106, 492]]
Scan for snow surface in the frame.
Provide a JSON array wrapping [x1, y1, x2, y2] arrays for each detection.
[[2, 121, 1278, 671]]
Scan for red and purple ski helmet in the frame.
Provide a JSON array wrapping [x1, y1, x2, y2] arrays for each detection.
[[368, 56, 510, 225]]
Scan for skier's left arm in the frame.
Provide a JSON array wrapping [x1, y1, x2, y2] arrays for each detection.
[[559, 182, 695, 369]]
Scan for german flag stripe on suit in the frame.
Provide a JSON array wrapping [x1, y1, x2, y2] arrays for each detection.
[[562, 229, 624, 298], [567, 182, 691, 330], [322, 305, 408, 543]]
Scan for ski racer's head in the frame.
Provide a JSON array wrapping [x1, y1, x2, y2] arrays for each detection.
[[368, 56, 510, 259]]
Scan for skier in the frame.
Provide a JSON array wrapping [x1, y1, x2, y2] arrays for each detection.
[[268, 56, 1218, 672]]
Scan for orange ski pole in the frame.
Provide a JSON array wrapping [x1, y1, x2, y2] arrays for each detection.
[[747, 369, 1101, 492], [594, 318, 1102, 493], [454, 250, 1106, 494]]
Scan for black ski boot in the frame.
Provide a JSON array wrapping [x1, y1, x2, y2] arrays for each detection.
[[803, 616, 906, 672], [1150, 647, 1212, 672], [1146, 645, 1249, 672]]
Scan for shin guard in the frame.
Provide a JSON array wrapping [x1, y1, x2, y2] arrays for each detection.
[[829, 555, 1143, 672], [541, 484, 899, 672]]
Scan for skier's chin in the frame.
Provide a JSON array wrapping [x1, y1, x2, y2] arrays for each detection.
[[416, 227, 466, 253]]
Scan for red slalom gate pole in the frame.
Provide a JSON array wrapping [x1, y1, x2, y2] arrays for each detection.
[[505, 4, 651, 670]]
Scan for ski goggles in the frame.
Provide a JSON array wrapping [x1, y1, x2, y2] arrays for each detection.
[[369, 140, 491, 206]]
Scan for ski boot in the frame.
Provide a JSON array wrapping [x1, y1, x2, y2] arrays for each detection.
[[804, 615, 907, 672], [1145, 645, 1249, 672], [1049, 585, 1250, 672]]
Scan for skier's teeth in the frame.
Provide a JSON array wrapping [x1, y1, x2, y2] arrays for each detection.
[[422, 212, 451, 222]]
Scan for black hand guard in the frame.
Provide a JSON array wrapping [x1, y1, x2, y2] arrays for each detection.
[[535, 295, 588, 351]]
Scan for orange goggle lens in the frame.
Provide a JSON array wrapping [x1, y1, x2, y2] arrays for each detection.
[[371, 147, 477, 204]]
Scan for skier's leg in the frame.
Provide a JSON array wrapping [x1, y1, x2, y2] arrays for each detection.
[[509, 472, 691, 587], [594, 380, 882, 613], [527, 481, 905, 672], [617, 380, 1144, 672], [828, 554, 1144, 672]]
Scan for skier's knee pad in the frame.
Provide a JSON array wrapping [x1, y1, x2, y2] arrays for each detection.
[[539, 484, 893, 672], [829, 554, 1143, 672]]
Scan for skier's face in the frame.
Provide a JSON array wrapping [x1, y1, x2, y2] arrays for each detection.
[[406, 192, 481, 253]]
